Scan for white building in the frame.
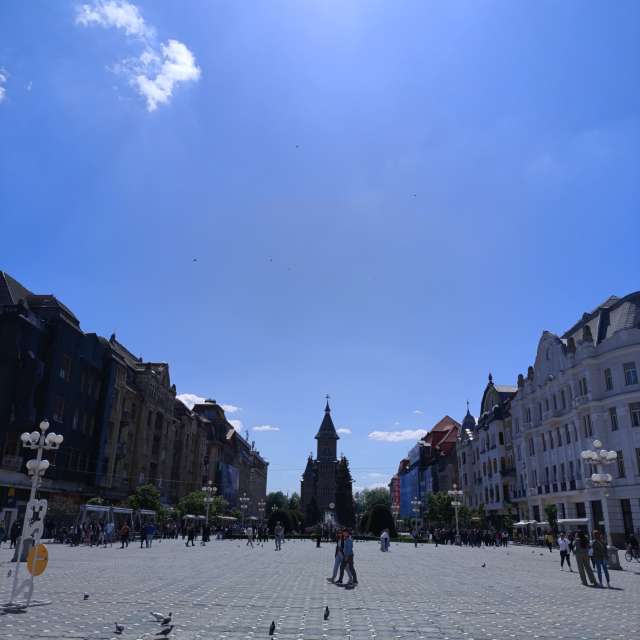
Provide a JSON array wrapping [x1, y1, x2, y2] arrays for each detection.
[[457, 376, 517, 524], [511, 293, 640, 546]]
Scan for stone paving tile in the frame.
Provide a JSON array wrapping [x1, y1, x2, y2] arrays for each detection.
[[0, 539, 638, 640]]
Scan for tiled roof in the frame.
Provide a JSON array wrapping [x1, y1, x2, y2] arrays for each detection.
[[0, 271, 34, 306]]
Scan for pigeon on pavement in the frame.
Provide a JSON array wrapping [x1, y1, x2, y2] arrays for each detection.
[[155, 625, 174, 637], [324, 606, 330, 620], [269, 620, 276, 635], [83, 593, 90, 600], [115, 622, 124, 635]]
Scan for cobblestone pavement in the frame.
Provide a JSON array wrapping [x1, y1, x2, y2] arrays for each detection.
[[1, 539, 639, 640]]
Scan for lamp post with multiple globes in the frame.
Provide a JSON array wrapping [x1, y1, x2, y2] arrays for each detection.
[[239, 492, 250, 529], [7, 420, 63, 609], [201, 481, 217, 545], [447, 484, 464, 543], [580, 439, 621, 569]]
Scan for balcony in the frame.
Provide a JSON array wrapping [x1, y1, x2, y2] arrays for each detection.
[[573, 393, 591, 408]]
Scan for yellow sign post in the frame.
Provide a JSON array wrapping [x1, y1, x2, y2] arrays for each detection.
[[26, 543, 48, 577]]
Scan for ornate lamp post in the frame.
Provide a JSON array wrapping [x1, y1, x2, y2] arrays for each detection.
[[580, 439, 621, 569], [258, 499, 266, 525], [239, 492, 250, 529], [6, 420, 63, 610], [448, 484, 464, 543], [201, 481, 217, 545], [391, 505, 400, 531], [411, 496, 421, 531]]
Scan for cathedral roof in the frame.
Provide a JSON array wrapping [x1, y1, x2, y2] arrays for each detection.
[[314, 399, 339, 440]]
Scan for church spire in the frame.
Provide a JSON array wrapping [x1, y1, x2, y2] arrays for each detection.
[[325, 394, 331, 414], [315, 396, 339, 441]]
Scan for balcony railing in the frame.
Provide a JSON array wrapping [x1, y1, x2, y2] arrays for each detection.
[[573, 393, 591, 408]]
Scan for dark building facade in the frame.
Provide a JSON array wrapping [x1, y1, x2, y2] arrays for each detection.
[[0, 272, 268, 530], [301, 400, 353, 526]]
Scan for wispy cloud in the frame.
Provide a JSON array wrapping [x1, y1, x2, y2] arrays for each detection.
[[413, 409, 423, 415], [253, 425, 280, 432], [221, 404, 241, 414], [75, 1, 200, 111], [368, 429, 427, 443], [0, 69, 8, 103], [176, 393, 206, 409], [337, 427, 351, 435]]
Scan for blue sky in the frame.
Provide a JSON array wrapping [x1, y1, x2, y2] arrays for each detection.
[[1, 1, 639, 495]]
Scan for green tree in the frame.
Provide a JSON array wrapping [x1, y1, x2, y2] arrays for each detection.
[[366, 504, 397, 537], [46, 496, 79, 525], [474, 503, 487, 528], [177, 491, 228, 520], [361, 487, 390, 512], [425, 492, 453, 527], [288, 492, 300, 511], [128, 484, 162, 512], [544, 503, 558, 534], [87, 496, 105, 506], [268, 508, 292, 533], [266, 491, 287, 515]]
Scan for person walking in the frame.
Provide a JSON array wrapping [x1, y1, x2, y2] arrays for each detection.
[[342, 529, 358, 589], [544, 531, 554, 552], [558, 532, 573, 572], [119, 522, 130, 549], [327, 530, 344, 583], [274, 522, 283, 551], [246, 525, 254, 548], [380, 528, 390, 552], [185, 524, 196, 547], [591, 531, 611, 588], [573, 531, 597, 587], [9, 521, 20, 549]]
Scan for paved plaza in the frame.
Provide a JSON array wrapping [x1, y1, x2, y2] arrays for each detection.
[[1, 539, 639, 640]]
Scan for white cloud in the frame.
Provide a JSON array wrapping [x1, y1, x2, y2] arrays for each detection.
[[176, 393, 206, 409], [0, 69, 8, 103], [253, 425, 280, 432], [76, 0, 153, 38], [229, 419, 243, 432], [366, 472, 388, 479], [368, 429, 428, 443], [75, 2, 200, 110], [413, 409, 423, 415], [135, 39, 200, 111], [353, 482, 387, 492], [221, 404, 241, 414], [337, 427, 351, 435]]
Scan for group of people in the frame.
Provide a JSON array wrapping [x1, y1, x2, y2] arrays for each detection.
[[554, 530, 615, 588], [327, 529, 358, 589]]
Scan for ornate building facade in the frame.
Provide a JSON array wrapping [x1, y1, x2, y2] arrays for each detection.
[[301, 399, 354, 526]]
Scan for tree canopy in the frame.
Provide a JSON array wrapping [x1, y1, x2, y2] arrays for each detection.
[[366, 504, 397, 537], [266, 491, 288, 515], [128, 484, 162, 512]]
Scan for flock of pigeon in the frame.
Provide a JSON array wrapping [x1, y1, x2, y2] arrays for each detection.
[[81, 591, 331, 639], [81, 594, 173, 640]]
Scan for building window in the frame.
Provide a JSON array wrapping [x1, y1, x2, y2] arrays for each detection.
[[81, 414, 87, 434], [461, 452, 466, 464], [616, 451, 625, 478], [609, 407, 619, 431], [53, 396, 65, 422], [538, 403, 543, 422], [636, 448, 640, 474], [525, 407, 532, 424], [560, 389, 566, 410], [564, 423, 571, 444], [72, 409, 79, 431], [499, 431, 504, 445], [552, 465, 557, 482], [548, 432, 554, 449], [515, 418, 520, 433], [60, 355, 72, 381], [545, 467, 549, 483], [544, 398, 550, 412], [604, 368, 613, 391], [541, 433, 547, 451], [553, 395, 558, 411], [516, 444, 522, 461], [630, 402, 640, 428], [578, 377, 588, 396], [560, 462, 565, 481], [569, 460, 574, 480], [528, 438, 535, 456], [623, 362, 638, 386], [582, 414, 593, 438], [88, 416, 95, 436]]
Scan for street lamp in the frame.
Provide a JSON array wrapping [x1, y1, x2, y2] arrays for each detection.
[[391, 505, 400, 531], [448, 484, 464, 543], [239, 492, 250, 529], [258, 499, 266, 525], [411, 496, 421, 531], [580, 439, 620, 569], [7, 420, 63, 609], [201, 481, 217, 545]]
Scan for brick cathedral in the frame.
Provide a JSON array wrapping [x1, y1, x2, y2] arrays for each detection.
[[300, 398, 354, 527]]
